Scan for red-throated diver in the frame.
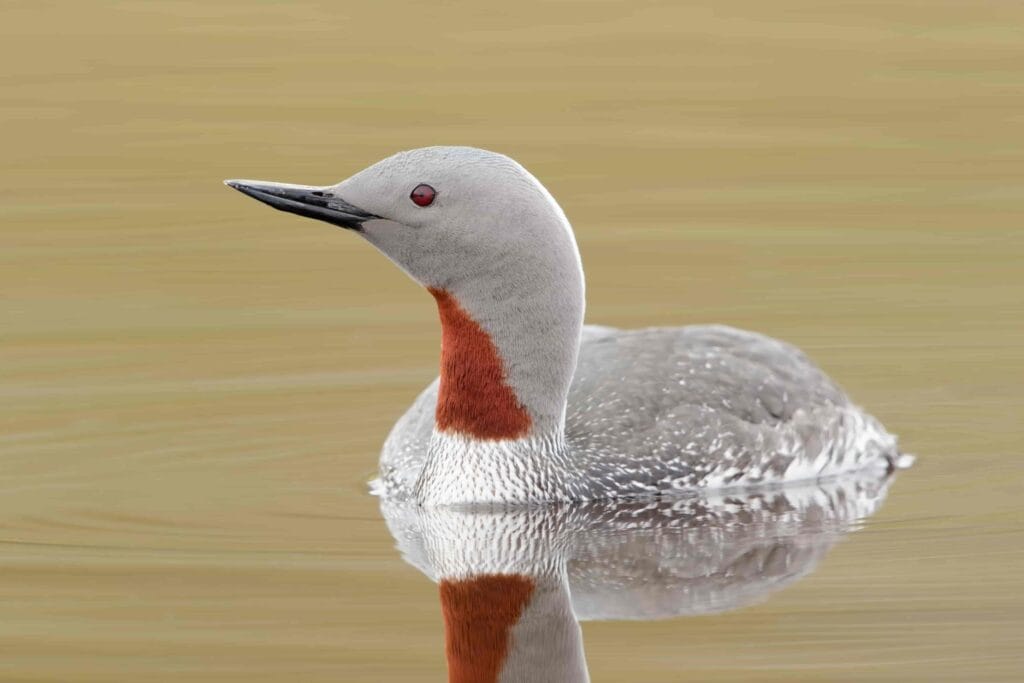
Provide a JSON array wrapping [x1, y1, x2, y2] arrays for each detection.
[[225, 146, 906, 505]]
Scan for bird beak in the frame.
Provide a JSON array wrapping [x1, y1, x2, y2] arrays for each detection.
[[224, 179, 380, 231]]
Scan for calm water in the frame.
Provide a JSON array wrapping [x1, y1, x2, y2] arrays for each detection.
[[3, 1, 1023, 680]]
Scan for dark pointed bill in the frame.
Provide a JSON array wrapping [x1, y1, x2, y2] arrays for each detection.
[[224, 179, 380, 231]]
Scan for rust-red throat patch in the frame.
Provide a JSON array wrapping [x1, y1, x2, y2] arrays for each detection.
[[428, 288, 532, 440]]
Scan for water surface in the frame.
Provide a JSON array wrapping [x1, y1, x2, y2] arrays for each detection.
[[2, 1, 1023, 680]]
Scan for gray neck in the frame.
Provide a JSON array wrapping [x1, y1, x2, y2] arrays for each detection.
[[415, 182, 585, 504], [448, 224, 585, 440]]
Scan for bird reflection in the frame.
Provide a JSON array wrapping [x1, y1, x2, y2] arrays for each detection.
[[380, 470, 894, 682]]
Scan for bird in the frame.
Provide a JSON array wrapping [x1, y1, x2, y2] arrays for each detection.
[[225, 146, 906, 506]]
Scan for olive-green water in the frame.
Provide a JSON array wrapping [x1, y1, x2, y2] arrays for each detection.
[[2, 1, 1022, 680]]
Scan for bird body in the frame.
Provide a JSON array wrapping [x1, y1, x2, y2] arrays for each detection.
[[378, 323, 897, 503], [226, 146, 902, 506]]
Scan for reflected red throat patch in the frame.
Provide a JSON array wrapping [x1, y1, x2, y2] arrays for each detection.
[[428, 288, 532, 440], [439, 574, 536, 683]]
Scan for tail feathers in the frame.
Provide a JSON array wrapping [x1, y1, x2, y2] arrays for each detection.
[[892, 452, 916, 470]]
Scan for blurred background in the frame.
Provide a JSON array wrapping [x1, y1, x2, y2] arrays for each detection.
[[2, 1, 1022, 680]]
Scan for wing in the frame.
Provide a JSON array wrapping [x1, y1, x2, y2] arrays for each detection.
[[564, 325, 894, 496]]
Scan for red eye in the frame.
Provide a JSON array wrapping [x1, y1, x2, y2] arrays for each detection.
[[410, 183, 436, 207]]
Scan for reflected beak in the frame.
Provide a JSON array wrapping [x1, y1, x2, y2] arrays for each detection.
[[224, 179, 380, 231]]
